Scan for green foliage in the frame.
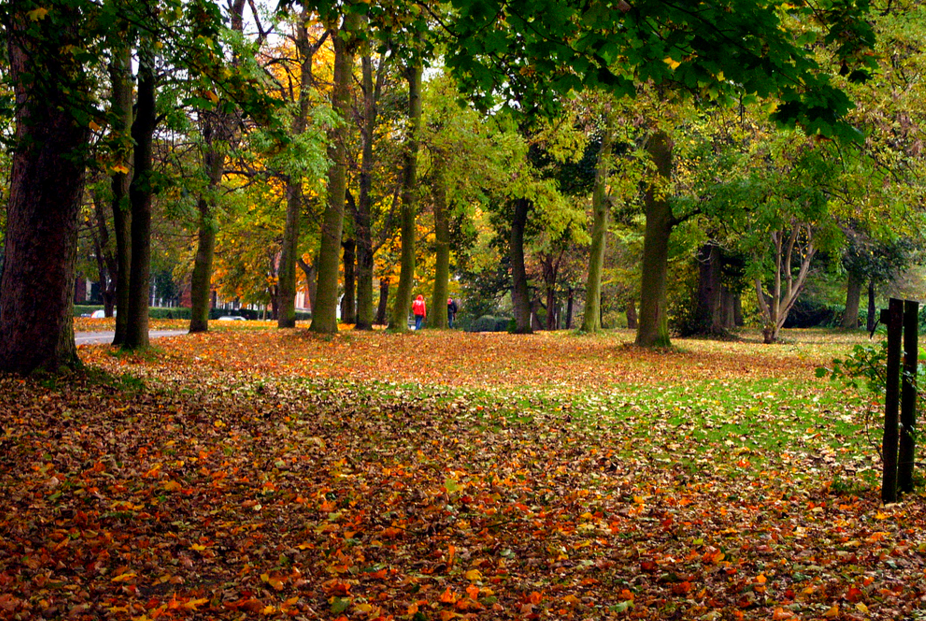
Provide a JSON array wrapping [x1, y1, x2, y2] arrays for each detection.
[[465, 315, 511, 333]]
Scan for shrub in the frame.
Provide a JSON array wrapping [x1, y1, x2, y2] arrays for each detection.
[[466, 315, 511, 332]]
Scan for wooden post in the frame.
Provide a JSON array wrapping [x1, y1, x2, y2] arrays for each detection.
[[898, 300, 919, 494], [882, 298, 903, 504]]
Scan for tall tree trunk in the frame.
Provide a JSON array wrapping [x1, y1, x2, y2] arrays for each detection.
[[277, 180, 303, 328], [842, 272, 863, 329], [867, 279, 876, 333], [389, 61, 423, 332], [354, 53, 386, 331], [297, 257, 317, 312], [109, 46, 133, 345], [91, 191, 118, 316], [581, 118, 615, 332], [693, 243, 724, 334], [635, 130, 674, 348], [123, 45, 156, 351], [189, 0, 243, 333], [189, 117, 224, 333], [279, 12, 316, 329], [376, 277, 390, 325], [0, 8, 90, 374], [510, 197, 533, 334], [565, 287, 574, 329], [311, 14, 358, 334], [341, 238, 356, 324], [430, 157, 451, 329]]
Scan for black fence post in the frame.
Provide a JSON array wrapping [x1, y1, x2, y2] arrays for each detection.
[[898, 300, 919, 494], [882, 298, 903, 504]]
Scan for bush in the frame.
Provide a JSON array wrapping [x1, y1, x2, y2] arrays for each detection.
[[466, 315, 511, 332]]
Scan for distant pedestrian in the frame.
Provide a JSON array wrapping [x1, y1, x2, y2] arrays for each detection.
[[447, 298, 458, 328], [412, 294, 426, 330]]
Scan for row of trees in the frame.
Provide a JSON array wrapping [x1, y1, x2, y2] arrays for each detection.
[[1, 0, 924, 374]]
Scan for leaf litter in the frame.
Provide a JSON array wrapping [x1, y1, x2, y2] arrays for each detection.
[[1, 328, 925, 620]]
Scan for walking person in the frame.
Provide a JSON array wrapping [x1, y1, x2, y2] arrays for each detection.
[[412, 294, 427, 330], [447, 297, 458, 328]]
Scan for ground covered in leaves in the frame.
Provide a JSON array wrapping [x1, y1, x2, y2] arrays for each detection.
[[2, 327, 925, 621]]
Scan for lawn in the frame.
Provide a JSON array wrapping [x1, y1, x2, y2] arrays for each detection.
[[1, 327, 923, 620]]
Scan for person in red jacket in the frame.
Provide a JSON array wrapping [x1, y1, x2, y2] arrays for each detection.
[[412, 294, 426, 330]]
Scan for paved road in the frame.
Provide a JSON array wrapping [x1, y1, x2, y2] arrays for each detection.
[[75, 330, 187, 345]]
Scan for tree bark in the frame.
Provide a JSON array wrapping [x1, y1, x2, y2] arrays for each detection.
[[581, 118, 615, 332], [311, 14, 358, 334], [109, 46, 133, 344], [565, 287, 574, 329], [626, 301, 638, 329], [353, 52, 387, 331], [867, 278, 876, 333], [842, 272, 863, 329], [376, 276, 390, 325], [341, 238, 356, 324], [279, 12, 317, 329], [189, 115, 225, 332], [510, 197, 533, 334], [123, 45, 157, 351], [635, 130, 674, 348], [430, 156, 451, 329], [693, 243, 725, 334], [389, 61, 423, 332], [0, 8, 90, 373], [297, 257, 317, 313]]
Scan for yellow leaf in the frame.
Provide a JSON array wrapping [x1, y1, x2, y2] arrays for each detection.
[[27, 7, 49, 21], [464, 569, 483, 581], [664, 57, 681, 70], [112, 164, 130, 175], [182, 598, 209, 610], [856, 602, 869, 613], [111, 572, 136, 583], [563, 594, 580, 604], [89, 121, 101, 132], [162, 480, 182, 492], [205, 90, 219, 104], [824, 604, 839, 618], [190, 544, 206, 551], [262, 605, 276, 614]]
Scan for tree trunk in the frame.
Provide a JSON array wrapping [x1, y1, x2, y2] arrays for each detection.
[[581, 118, 615, 332], [279, 14, 317, 329], [389, 61, 423, 332], [189, 115, 225, 333], [311, 15, 358, 334], [430, 157, 451, 329], [123, 45, 157, 351], [354, 53, 386, 331], [635, 130, 674, 348], [626, 301, 638, 329], [0, 9, 90, 373], [376, 277, 390, 325], [565, 287, 574, 329], [109, 46, 133, 344], [510, 197, 533, 334], [842, 272, 863, 329], [720, 286, 736, 330], [91, 191, 118, 316], [341, 238, 356, 324], [297, 257, 317, 313], [867, 279, 876, 333], [693, 243, 724, 334]]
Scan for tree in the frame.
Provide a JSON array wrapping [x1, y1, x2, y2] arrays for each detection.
[[311, 10, 361, 334], [0, 1, 94, 373], [388, 60, 424, 332]]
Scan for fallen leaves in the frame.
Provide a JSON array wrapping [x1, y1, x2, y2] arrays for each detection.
[[1, 329, 924, 619]]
